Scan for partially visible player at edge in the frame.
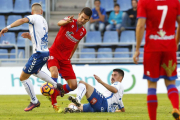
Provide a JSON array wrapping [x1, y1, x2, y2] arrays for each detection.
[[0, 3, 63, 112], [133, 0, 180, 120], [46, 7, 92, 111]]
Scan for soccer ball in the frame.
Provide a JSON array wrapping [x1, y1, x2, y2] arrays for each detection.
[[40, 82, 54, 96]]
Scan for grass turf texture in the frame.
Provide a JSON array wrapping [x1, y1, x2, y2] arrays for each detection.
[[0, 94, 176, 120]]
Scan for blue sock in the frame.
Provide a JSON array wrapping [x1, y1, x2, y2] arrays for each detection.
[[51, 77, 57, 83], [63, 84, 73, 93]]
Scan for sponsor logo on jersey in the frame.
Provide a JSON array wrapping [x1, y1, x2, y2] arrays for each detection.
[[90, 98, 97, 105], [28, 58, 37, 73], [65, 31, 79, 43], [149, 30, 175, 40]]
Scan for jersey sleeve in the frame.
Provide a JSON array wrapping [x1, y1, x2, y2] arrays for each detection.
[[111, 82, 120, 91], [26, 15, 36, 24], [118, 98, 124, 109], [177, 0, 180, 16], [137, 0, 146, 18]]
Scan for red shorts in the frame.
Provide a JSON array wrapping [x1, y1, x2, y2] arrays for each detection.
[[47, 55, 76, 80], [143, 51, 177, 82]]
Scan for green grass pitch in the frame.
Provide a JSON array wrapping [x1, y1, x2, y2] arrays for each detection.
[[0, 94, 176, 120]]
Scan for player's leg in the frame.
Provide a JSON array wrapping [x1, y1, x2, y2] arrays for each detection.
[[20, 54, 41, 111], [68, 81, 95, 107], [162, 51, 179, 119], [144, 52, 161, 120], [47, 57, 64, 112], [60, 61, 77, 94], [147, 80, 158, 120]]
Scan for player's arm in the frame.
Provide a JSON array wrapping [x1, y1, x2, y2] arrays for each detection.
[[0, 18, 29, 37], [133, 18, 146, 64], [57, 16, 74, 26], [115, 108, 125, 112], [176, 16, 180, 50], [21, 32, 31, 40], [69, 41, 80, 59], [94, 75, 118, 93]]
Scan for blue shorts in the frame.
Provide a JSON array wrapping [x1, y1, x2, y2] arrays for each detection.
[[83, 88, 108, 112], [23, 52, 49, 74]]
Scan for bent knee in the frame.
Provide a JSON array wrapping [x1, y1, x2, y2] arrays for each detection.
[[50, 70, 59, 78], [69, 84, 77, 90]]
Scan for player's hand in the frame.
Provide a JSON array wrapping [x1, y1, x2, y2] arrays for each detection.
[[67, 15, 74, 23], [0, 28, 8, 37], [129, 15, 134, 18], [133, 50, 140, 64], [21, 32, 31, 40], [94, 74, 102, 84]]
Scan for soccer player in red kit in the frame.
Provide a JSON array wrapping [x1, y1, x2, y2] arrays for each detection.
[[133, 0, 180, 120], [46, 7, 92, 111]]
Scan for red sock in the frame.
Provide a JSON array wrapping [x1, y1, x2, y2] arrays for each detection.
[[51, 89, 59, 105], [167, 85, 179, 109], [147, 95, 157, 120], [147, 88, 158, 120], [63, 84, 73, 94]]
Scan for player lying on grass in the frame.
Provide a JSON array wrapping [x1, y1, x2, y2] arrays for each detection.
[[0, 3, 63, 112], [65, 68, 125, 113]]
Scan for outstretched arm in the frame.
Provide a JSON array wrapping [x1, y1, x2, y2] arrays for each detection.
[[94, 75, 118, 93], [58, 15, 74, 26], [0, 18, 29, 37]]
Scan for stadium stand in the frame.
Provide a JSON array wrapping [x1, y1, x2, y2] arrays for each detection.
[[0, 0, 13, 13], [80, 48, 96, 62], [7, 15, 23, 30], [0, 16, 6, 30], [0, 49, 8, 59], [13, 0, 31, 13], [0, 32, 16, 48], [119, 30, 136, 45], [114, 48, 130, 62], [102, 31, 119, 46], [100, 0, 114, 12], [85, 31, 102, 46], [116, 0, 132, 11], [97, 48, 113, 62], [10, 49, 25, 59]]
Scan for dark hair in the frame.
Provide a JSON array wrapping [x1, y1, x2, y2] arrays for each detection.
[[94, 0, 101, 3], [114, 3, 120, 8], [131, 0, 138, 3], [113, 69, 124, 78], [80, 7, 92, 18]]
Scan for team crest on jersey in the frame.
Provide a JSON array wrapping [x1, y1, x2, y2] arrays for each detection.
[[71, 25, 74, 28], [90, 98, 97, 105]]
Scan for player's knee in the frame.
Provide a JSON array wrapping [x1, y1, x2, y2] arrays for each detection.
[[79, 81, 87, 87], [50, 70, 58, 78], [69, 84, 77, 90]]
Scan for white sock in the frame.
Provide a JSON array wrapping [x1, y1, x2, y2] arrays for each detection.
[[76, 83, 86, 102], [34, 71, 57, 88], [21, 79, 38, 104]]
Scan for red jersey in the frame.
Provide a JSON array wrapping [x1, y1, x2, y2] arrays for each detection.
[[50, 17, 86, 60], [137, 0, 180, 52]]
